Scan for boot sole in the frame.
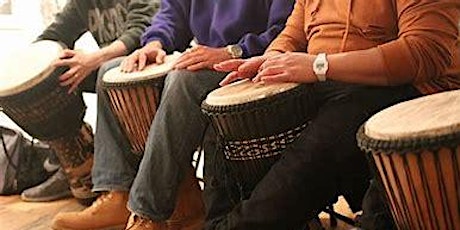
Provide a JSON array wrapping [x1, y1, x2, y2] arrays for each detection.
[[21, 191, 73, 202], [51, 224, 126, 230]]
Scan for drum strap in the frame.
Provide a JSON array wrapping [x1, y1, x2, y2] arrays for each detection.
[[0, 107, 19, 170], [0, 128, 18, 171]]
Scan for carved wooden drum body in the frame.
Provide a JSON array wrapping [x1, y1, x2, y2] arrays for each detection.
[[101, 53, 181, 153], [358, 89, 460, 230]]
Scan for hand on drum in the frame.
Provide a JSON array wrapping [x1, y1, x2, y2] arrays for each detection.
[[255, 52, 317, 83], [174, 45, 233, 71], [121, 41, 166, 73], [54, 49, 101, 94], [215, 56, 266, 85], [217, 52, 318, 85]]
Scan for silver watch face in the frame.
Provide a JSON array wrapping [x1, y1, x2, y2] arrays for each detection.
[[228, 45, 243, 58]]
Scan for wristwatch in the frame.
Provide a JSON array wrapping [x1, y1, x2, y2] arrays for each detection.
[[312, 53, 328, 82], [226, 44, 243, 59]]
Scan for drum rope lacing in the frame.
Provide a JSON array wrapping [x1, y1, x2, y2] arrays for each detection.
[[357, 125, 460, 154], [223, 123, 308, 161]]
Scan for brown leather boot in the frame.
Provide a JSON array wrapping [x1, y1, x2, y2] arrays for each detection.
[[125, 167, 205, 230], [166, 167, 205, 230], [125, 214, 168, 230], [52, 191, 130, 230]]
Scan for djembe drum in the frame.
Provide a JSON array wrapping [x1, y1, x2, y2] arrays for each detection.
[[357, 89, 460, 230], [101, 52, 181, 153], [201, 79, 312, 197], [102, 53, 206, 223], [0, 40, 95, 200]]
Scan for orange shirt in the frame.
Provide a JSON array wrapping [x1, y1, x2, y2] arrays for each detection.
[[267, 0, 460, 94]]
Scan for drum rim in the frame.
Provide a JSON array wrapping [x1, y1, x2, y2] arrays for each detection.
[[204, 80, 299, 107], [0, 66, 56, 97], [100, 75, 165, 88], [201, 84, 309, 115], [0, 40, 65, 97], [363, 89, 460, 141], [357, 125, 460, 154], [101, 52, 181, 85]]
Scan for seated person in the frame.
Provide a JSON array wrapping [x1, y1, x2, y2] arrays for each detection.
[[21, 0, 160, 203], [50, 0, 295, 230], [209, 0, 459, 229]]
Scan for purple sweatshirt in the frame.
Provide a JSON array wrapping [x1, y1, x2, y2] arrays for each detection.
[[141, 0, 294, 58]]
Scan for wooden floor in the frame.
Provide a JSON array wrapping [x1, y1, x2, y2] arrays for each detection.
[[0, 195, 83, 230], [0, 195, 357, 230]]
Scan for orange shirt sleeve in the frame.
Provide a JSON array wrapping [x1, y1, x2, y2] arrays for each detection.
[[266, 0, 307, 53], [378, 0, 460, 85]]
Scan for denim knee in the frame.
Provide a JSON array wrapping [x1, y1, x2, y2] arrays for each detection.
[[162, 69, 225, 103]]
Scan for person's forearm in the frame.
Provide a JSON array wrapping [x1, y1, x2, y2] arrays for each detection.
[[95, 40, 129, 63], [326, 47, 413, 86]]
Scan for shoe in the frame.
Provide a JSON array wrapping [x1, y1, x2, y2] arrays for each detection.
[[21, 167, 72, 202], [51, 191, 130, 230], [166, 167, 205, 230], [124, 211, 203, 230], [125, 167, 205, 230], [125, 214, 167, 230]]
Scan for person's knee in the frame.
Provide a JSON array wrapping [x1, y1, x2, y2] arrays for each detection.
[[164, 70, 198, 91], [163, 69, 223, 100], [161, 70, 205, 101]]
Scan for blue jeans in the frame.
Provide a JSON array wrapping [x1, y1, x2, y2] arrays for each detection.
[[127, 69, 226, 220], [92, 64, 226, 219], [92, 57, 141, 192]]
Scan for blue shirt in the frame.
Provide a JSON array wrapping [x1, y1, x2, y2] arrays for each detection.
[[141, 0, 294, 58]]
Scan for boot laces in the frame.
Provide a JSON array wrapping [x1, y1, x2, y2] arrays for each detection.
[[86, 193, 113, 213], [127, 215, 156, 229]]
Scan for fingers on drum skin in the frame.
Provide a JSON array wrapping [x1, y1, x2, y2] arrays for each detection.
[[138, 53, 147, 71], [259, 72, 289, 83], [219, 71, 241, 86], [214, 59, 245, 72], [155, 49, 166, 64], [123, 56, 138, 73]]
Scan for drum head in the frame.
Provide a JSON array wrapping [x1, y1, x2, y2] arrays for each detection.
[[102, 52, 181, 84], [204, 79, 299, 106], [0, 40, 63, 96], [364, 89, 460, 141]]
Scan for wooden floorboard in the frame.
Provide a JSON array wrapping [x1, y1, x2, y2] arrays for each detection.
[[0, 195, 84, 230], [0, 195, 357, 230]]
